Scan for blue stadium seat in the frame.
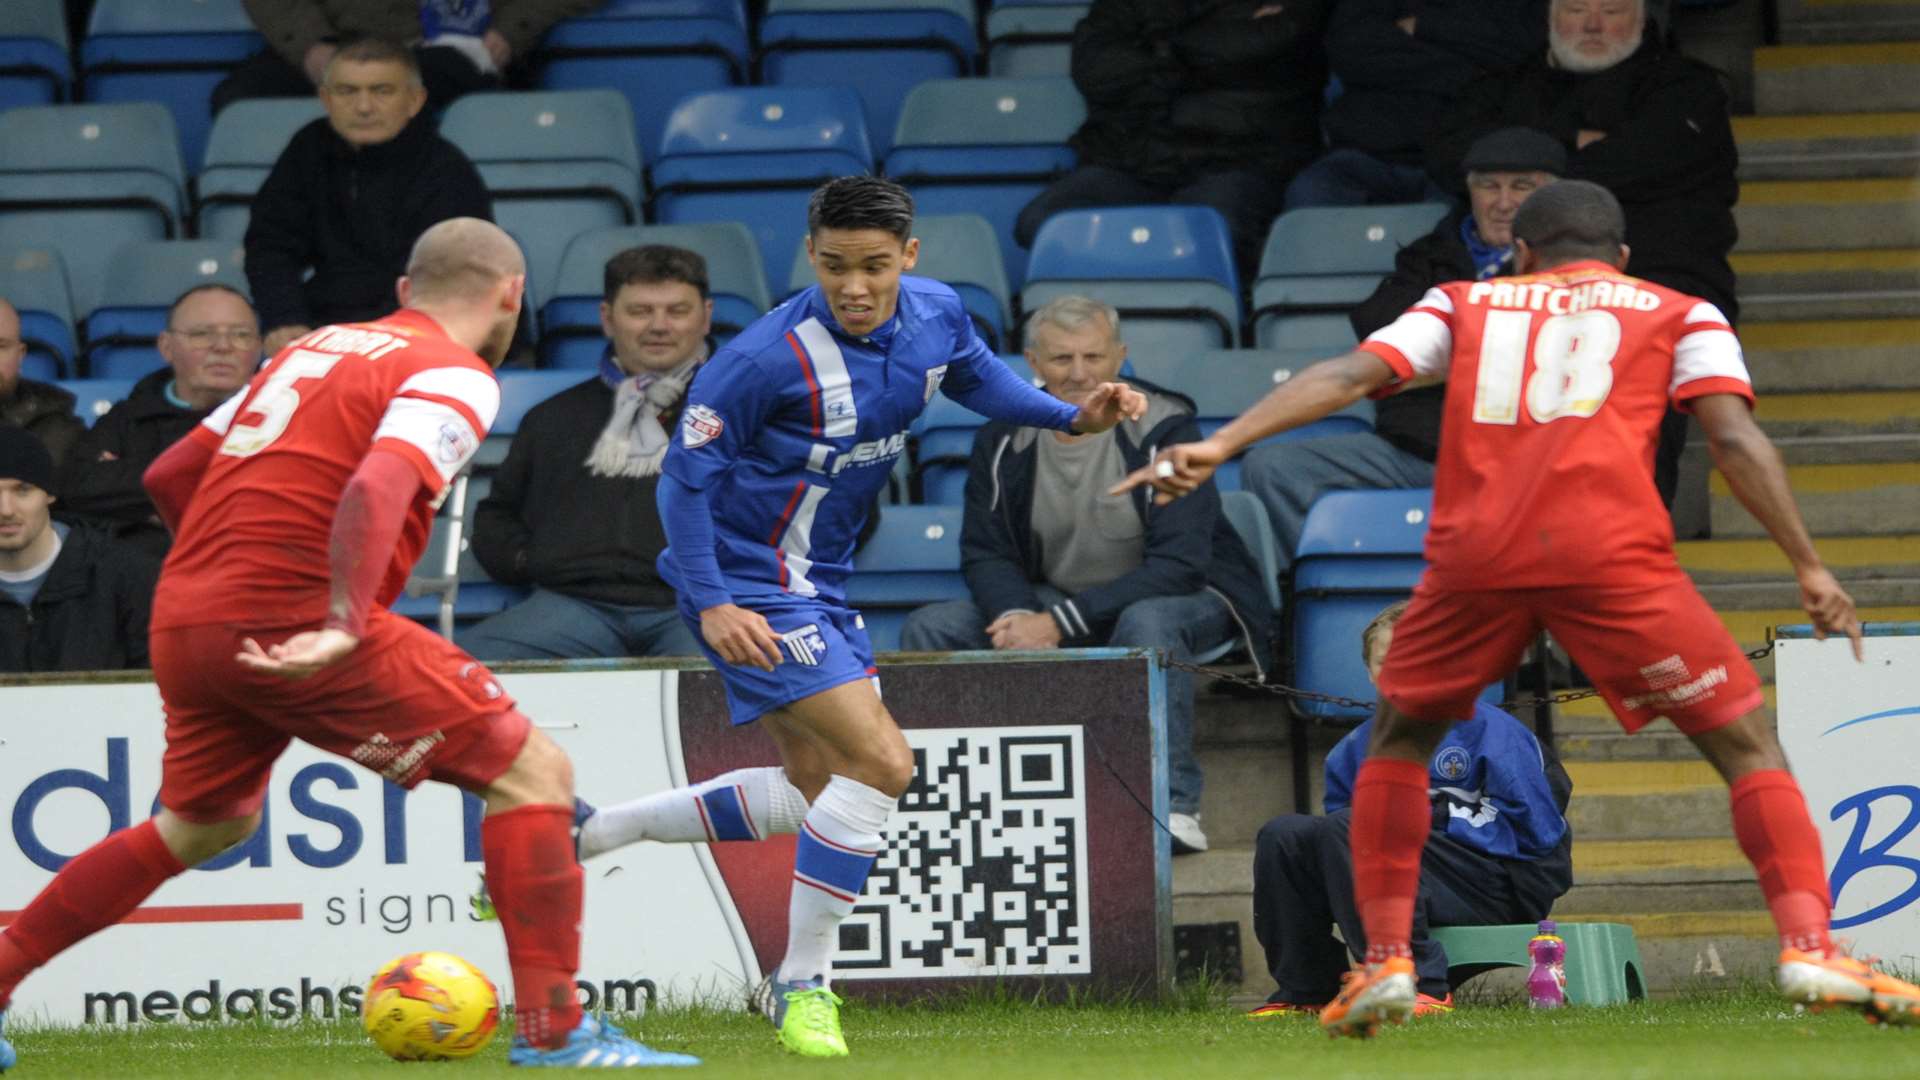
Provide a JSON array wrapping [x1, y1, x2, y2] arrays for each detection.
[[0, 247, 77, 379], [542, 221, 772, 368], [847, 504, 968, 651], [756, 0, 978, 160], [0, 104, 188, 318], [0, 0, 71, 109], [984, 2, 1087, 78], [80, 0, 263, 170], [907, 353, 1038, 504], [1022, 206, 1241, 358], [652, 87, 875, 299], [1251, 202, 1450, 350], [1152, 348, 1373, 490], [397, 471, 530, 630], [1290, 488, 1432, 718], [479, 370, 590, 468], [59, 377, 138, 427], [440, 90, 645, 320], [192, 98, 323, 241], [785, 214, 1010, 350], [534, 0, 748, 164], [85, 239, 250, 379], [884, 77, 1082, 289]]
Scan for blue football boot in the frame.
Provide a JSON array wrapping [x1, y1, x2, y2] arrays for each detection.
[[509, 1013, 700, 1068]]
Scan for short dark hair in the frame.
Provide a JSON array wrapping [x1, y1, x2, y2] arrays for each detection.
[[1512, 180, 1626, 266], [165, 283, 253, 326], [807, 176, 914, 242], [1361, 599, 1412, 669], [326, 37, 422, 84], [602, 245, 710, 303]]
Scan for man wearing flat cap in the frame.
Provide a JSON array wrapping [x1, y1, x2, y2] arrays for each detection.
[[0, 426, 158, 673], [1240, 127, 1565, 623]]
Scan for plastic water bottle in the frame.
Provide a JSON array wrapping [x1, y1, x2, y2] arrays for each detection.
[[1527, 920, 1567, 1009]]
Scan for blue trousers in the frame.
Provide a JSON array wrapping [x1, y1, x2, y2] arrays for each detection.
[[1284, 148, 1452, 211], [457, 587, 701, 661], [899, 586, 1231, 815], [1240, 431, 1435, 616]]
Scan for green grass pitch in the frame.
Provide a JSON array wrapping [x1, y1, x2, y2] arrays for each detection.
[[8, 988, 1918, 1079]]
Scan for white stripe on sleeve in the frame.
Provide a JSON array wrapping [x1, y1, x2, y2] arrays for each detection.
[[394, 366, 502, 434], [1364, 287, 1455, 379], [1671, 327, 1751, 397], [198, 383, 249, 437]]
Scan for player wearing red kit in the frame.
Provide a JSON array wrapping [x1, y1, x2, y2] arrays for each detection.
[[1118, 181, 1920, 1036], [0, 220, 696, 1071]]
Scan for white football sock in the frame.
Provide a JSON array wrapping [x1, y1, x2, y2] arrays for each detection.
[[777, 774, 897, 987], [578, 766, 808, 859]]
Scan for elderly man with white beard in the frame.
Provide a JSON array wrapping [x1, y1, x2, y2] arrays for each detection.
[[1421, 0, 1737, 511]]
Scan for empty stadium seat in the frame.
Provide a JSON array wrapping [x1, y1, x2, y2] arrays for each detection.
[[1, 247, 77, 379], [59, 377, 138, 427], [652, 87, 875, 298], [785, 213, 1010, 349], [756, 0, 978, 160], [0, 103, 189, 318], [80, 0, 263, 170], [1146, 348, 1374, 489], [480, 370, 590, 468], [1022, 206, 1241, 357], [192, 98, 323, 240], [84, 239, 249, 378], [985, 2, 1087, 78], [534, 0, 749, 163], [397, 471, 529, 632], [542, 221, 772, 368], [1251, 202, 1450, 349], [440, 90, 645, 319], [908, 352, 1038, 503], [0, 0, 71, 109], [1290, 488, 1432, 718], [884, 76, 1082, 289], [847, 504, 968, 651]]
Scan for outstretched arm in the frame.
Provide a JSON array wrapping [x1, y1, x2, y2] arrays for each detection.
[[1694, 393, 1863, 659], [1113, 350, 1398, 502]]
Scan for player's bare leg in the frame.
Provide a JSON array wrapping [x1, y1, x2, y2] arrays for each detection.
[[475, 727, 699, 1066], [1689, 707, 1920, 1024], [1320, 703, 1451, 1039]]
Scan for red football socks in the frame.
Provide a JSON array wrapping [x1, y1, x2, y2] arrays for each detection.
[[0, 818, 186, 1009], [1350, 757, 1432, 965], [1730, 769, 1834, 955], [481, 804, 584, 1050]]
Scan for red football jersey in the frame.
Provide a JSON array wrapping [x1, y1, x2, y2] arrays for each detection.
[[1357, 260, 1753, 590], [152, 309, 500, 630]]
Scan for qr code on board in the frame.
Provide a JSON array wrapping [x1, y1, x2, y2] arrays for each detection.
[[832, 726, 1091, 978]]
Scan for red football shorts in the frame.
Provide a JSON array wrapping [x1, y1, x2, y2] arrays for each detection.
[[152, 609, 531, 823], [1376, 575, 1765, 736]]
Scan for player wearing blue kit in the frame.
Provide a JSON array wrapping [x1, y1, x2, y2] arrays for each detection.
[[573, 178, 1147, 1058]]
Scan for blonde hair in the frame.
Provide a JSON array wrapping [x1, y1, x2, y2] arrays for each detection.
[[1361, 599, 1413, 668]]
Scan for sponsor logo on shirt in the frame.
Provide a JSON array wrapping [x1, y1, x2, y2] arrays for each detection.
[[781, 624, 830, 667], [831, 432, 908, 476], [923, 364, 948, 403], [682, 404, 724, 448]]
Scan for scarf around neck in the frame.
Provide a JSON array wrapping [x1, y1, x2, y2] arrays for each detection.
[[584, 348, 702, 478]]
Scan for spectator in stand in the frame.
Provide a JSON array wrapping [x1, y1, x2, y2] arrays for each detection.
[[460, 246, 710, 661], [1014, 0, 1330, 274], [899, 296, 1276, 855], [1247, 600, 1572, 1017], [0, 299, 84, 468], [246, 38, 493, 356], [214, 0, 599, 114], [1425, 0, 1738, 317], [0, 425, 159, 673], [1242, 128, 1565, 614], [56, 286, 261, 559], [1284, 0, 1547, 209]]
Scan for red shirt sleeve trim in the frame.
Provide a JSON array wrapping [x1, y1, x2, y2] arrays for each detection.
[[372, 436, 446, 492], [1673, 376, 1756, 412], [1357, 341, 1416, 399]]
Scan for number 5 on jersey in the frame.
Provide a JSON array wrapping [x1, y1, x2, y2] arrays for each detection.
[[1472, 309, 1623, 426], [221, 349, 344, 457]]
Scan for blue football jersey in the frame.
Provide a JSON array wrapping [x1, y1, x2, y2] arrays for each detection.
[[661, 276, 1076, 605]]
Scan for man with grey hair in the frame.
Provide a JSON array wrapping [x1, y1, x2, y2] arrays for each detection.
[[899, 294, 1276, 854]]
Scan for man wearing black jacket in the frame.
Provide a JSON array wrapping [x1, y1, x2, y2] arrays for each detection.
[[1014, 0, 1329, 274], [0, 426, 158, 674], [900, 296, 1276, 854], [246, 38, 492, 355], [56, 285, 259, 558], [1243, 127, 1565, 610], [459, 246, 709, 661], [0, 298, 84, 469]]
